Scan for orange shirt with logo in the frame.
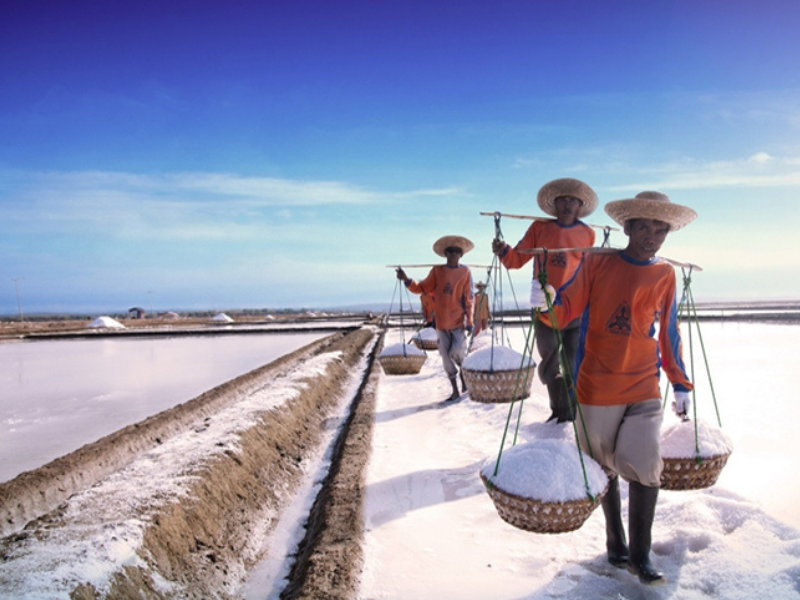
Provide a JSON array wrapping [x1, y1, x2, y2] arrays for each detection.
[[499, 219, 596, 291], [407, 265, 474, 331], [548, 252, 692, 406]]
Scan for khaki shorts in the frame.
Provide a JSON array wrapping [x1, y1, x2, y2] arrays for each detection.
[[576, 398, 664, 487]]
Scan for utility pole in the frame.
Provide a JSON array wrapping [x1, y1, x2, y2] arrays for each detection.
[[12, 278, 24, 322]]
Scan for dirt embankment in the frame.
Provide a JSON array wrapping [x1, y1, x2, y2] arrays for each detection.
[[0, 332, 340, 537], [0, 326, 383, 599]]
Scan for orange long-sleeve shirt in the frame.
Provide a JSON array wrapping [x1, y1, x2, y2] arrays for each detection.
[[420, 292, 435, 325], [406, 265, 473, 331], [473, 290, 490, 323], [548, 251, 692, 406], [499, 219, 596, 291]]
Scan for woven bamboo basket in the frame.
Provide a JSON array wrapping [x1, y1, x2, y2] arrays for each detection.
[[660, 451, 731, 491], [480, 472, 606, 534], [378, 353, 427, 375], [412, 337, 438, 350], [463, 364, 535, 404]]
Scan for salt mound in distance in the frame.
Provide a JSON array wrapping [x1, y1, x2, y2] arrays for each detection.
[[87, 316, 125, 329]]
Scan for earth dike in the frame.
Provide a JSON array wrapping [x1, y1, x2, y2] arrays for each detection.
[[0, 326, 383, 599]]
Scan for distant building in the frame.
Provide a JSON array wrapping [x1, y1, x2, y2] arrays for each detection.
[[128, 307, 146, 319]]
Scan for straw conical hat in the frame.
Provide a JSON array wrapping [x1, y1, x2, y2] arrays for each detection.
[[604, 191, 697, 231], [537, 178, 598, 218], [433, 235, 474, 257]]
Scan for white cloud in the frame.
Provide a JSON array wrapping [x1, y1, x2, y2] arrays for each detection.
[[0, 169, 462, 242], [600, 152, 800, 192], [748, 152, 772, 164]]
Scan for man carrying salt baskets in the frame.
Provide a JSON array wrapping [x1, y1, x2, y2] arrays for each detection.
[[530, 191, 696, 586], [396, 235, 475, 401], [492, 177, 598, 422]]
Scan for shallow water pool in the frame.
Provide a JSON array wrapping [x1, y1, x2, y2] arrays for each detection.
[[0, 332, 326, 482]]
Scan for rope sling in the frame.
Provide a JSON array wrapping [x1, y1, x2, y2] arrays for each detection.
[[485, 214, 605, 505], [663, 266, 723, 463], [386, 276, 428, 358]]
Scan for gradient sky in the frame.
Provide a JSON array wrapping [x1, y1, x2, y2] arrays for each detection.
[[2, 0, 800, 314]]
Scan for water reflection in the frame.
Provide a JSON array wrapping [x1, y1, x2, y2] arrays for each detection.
[[0, 333, 325, 482]]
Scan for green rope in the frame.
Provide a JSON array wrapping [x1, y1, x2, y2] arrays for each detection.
[[536, 266, 597, 503], [492, 308, 538, 476], [397, 278, 410, 358], [511, 314, 537, 445], [388, 273, 425, 359], [666, 268, 725, 466], [489, 213, 538, 476], [685, 280, 722, 427], [682, 271, 701, 459], [402, 284, 431, 357], [493, 399, 520, 478], [487, 221, 597, 502]]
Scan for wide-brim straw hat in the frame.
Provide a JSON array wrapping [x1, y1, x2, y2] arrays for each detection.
[[604, 191, 697, 231], [537, 178, 598, 218], [433, 234, 474, 257]]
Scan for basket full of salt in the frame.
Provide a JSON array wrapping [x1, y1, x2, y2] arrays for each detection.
[[660, 419, 733, 491], [462, 345, 535, 403], [378, 342, 427, 375], [411, 328, 438, 350], [480, 439, 608, 533]]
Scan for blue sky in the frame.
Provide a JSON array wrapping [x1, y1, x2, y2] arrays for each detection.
[[2, 0, 800, 314]]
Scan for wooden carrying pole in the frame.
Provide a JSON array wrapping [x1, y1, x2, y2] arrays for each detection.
[[515, 246, 703, 271], [480, 211, 620, 232]]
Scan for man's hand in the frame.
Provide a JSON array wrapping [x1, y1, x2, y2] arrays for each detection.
[[672, 391, 691, 420], [492, 238, 507, 255], [396, 267, 408, 282], [530, 281, 556, 310]]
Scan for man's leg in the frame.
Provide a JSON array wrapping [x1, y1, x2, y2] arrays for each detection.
[[436, 330, 460, 400], [601, 475, 628, 568], [615, 399, 666, 586], [556, 321, 581, 421], [576, 403, 630, 568], [627, 481, 666, 585], [449, 328, 469, 393], [534, 320, 560, 420]]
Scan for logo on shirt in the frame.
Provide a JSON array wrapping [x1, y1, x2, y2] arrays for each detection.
[[442, 282, 453, 296], [549, 252, 567, 268], [607, 301, 632, 336]]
